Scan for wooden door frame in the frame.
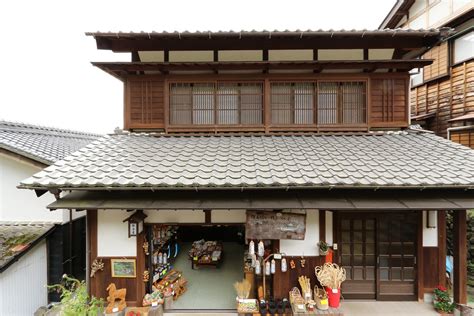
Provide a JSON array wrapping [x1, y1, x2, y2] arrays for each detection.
[[335, 210, 420, 301]]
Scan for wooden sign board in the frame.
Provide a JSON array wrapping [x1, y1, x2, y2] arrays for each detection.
[[245, 211, 306, 240]]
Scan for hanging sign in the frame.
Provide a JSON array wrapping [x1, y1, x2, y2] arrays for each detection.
[[245, 211, 306, 240]]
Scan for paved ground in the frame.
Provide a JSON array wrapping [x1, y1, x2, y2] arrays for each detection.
[[170, 242, 244, 310], [164, 301, 439, 315]]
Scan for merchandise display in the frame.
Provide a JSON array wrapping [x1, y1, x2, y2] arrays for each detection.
[[188, 240, 223, 269]]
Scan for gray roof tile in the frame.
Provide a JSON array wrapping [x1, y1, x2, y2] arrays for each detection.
[[0, 120, 102, 165], [19, 131, 474, 190], [0, 222, 55, 271]]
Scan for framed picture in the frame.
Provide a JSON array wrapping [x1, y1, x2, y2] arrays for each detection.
[[111, 259, 136, 278]]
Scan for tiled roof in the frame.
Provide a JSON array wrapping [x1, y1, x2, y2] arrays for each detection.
[[19, 131, 474, 190], [0, 222, 55, 272], [86, 28, 451, 37], [0, 120, 103, 165]]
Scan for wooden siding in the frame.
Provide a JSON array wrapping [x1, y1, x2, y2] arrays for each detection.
[[124, 73, 409, 132], [370, 78, 408, 127], [272, 256, 325, 299], [411, 60, 474, 138], [450, 129, 474, 149], [422, 42, 449, 82], [125, 77, 165, 130]]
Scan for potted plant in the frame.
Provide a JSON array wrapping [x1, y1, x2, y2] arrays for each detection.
[[318, 241, 330, 256], [433, 285, 455, 315]]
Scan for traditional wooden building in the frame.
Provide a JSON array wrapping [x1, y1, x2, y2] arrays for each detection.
[[19, 29, 474, 311], [381, 0, 473, 148]]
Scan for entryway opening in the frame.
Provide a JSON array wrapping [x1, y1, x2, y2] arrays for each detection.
[[338, 211, 418, 301], [146, 224, 245, 310]]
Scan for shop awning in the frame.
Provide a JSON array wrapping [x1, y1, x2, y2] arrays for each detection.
[[48, 189, 474, 211]]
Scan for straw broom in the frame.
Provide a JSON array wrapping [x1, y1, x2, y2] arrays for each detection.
[[234, 279, 251, 299]]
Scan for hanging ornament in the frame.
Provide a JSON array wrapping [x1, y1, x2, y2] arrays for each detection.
[[265, 261, 271, 275], [257, 241, 265, 257], [251, 254, 257, 268], [249, 240, 255, 255], [143, 270, 150, 282], [281, 258, 288, 272], [270, 259, 276, 274], [300, 255, 306, 268], [143, 240, 149, 256], [255, 262, 261, 275], [158, 252, 163, 264], [290, 259, 296, 269], [163, 252, 168, 264]]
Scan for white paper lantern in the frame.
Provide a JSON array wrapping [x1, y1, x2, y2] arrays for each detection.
[[281, 258, 288, 272], [249, 240, 255, 255], [270, 259, 276, 274], [258, 241, 265, 257]]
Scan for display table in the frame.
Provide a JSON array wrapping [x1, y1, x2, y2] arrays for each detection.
[[188, 240, 223, 269], [291, 303, 344, 315]]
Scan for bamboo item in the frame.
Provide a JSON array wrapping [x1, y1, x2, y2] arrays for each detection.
[[314, 285, 329, 310], [298, 275, 312, 302], [315, 263, 347, 289]]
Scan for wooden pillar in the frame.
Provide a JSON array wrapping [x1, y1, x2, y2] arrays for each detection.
[[438, 211, 447, 287], [136, 231, 146, 306], [319, 210, 326, 242], [87, 209, 98, 296], [417, 211, 424, 302], [453, 210, 467, 304]]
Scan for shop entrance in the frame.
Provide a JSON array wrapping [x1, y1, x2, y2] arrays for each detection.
[[337, 212, 418, 300], [146, 223, 245, 310]]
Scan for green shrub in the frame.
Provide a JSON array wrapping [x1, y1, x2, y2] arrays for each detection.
[[48, 274, 103, 316]]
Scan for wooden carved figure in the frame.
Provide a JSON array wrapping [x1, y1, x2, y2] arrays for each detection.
[[106, 283, 127, 313]]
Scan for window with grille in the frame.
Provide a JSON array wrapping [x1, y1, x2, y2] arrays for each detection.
[[270, 81, 367, 125], [169, 82, 263, 125]]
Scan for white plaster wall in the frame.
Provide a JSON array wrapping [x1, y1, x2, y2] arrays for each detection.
[[326, 211, 334, 246], [0, 154, 61, 222], [212, 209, 246, 223], [145, 209, 205, 223], [280, 210, 319, 256], [97, 209, 137, 257], [0, 240, 48, 316], [422, 210, 438, 247]]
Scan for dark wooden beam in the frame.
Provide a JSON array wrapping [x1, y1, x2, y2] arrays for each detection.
[[100, 37, 437, 52], [319, 210, 326, 242], [417, 211, 424, 302], [204, 209, 211, 224], [131, 51, 140, 62], [438, 211, 447, 287], [87, 209, 98, 296], [453, 210, 467, 304], [363, 48, 369, 60], [164, 50, 169, 62]]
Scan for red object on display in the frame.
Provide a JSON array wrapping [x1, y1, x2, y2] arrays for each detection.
[[325, 249, 333, 263], [325, 287, 341, 308]]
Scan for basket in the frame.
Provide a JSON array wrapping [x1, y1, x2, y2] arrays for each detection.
[[314, 285, 329, 310], [289, 287, 302, 304]]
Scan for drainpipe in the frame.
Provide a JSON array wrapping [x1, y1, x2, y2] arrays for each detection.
[[69, 209, 73, 276]]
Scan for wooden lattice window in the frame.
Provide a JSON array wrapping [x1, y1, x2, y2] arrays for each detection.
[[270, 81, 367, 126], [169, 82, 263, 125]]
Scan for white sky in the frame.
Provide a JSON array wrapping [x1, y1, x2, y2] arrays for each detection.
[[0, 0, 396, 134]]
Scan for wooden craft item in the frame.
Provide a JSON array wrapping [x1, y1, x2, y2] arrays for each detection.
[[106, 283, 127, 313], [90, 258, 104, 278]]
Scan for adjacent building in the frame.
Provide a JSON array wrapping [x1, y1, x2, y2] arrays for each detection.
[[0, 120, 100, 315], [380, 0, 473, 147]]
